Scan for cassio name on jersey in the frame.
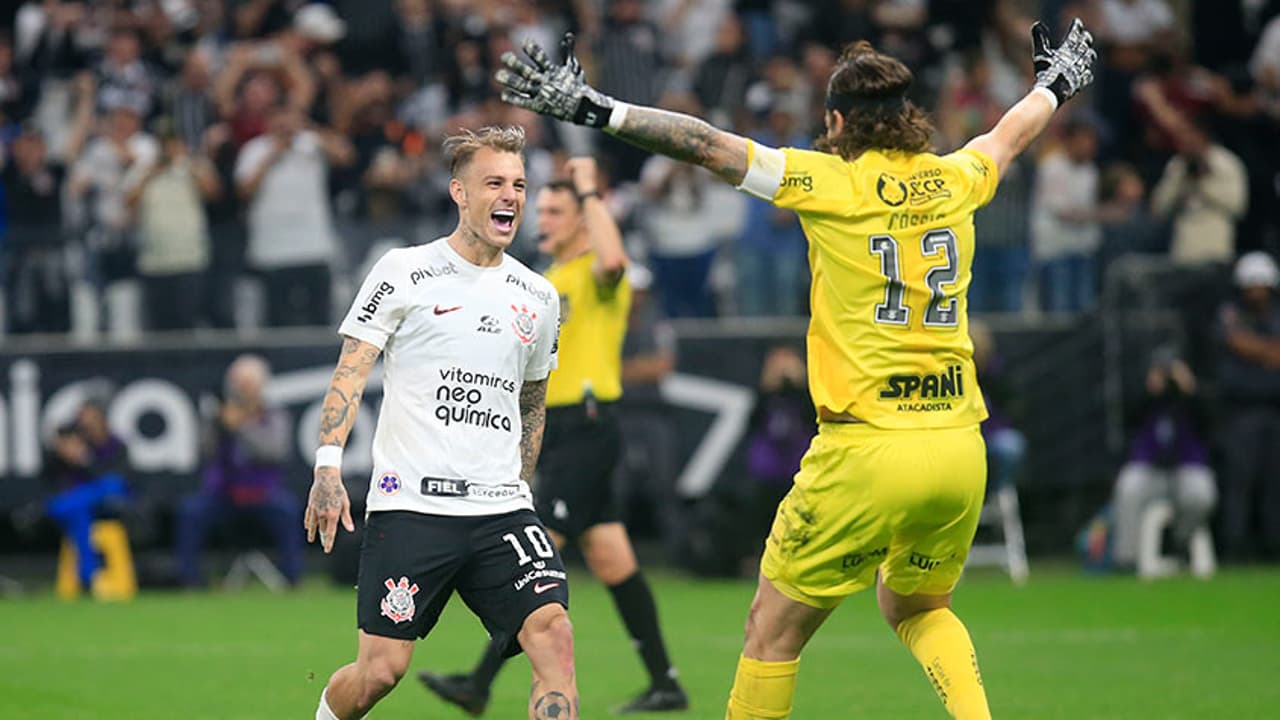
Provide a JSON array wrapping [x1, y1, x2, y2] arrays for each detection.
[[338, 239, 560, 517]]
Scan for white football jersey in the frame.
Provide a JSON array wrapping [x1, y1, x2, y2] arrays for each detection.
[[338, 238, 560, 516]]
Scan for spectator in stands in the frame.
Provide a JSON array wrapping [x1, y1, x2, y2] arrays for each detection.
[[1091, 0, 1177, 156], [735, 103, 808, 317], [744, 54, 812, 127], [177, 354, 301, 587], [943, 52, 1031, 313], [1109, 348, 1216, 569], [165, 49, 218, 154], [67, 97, 159, 337], [1031, 117, 1101, 313], [380, 0, 444, 87], [741, 345, 814, 562], [215, 45, 315, 148], [1248, 13, 1280, 249], [1097, 161, 1158, 263], [1143, 82, 1249, 268], [637, 92, 745, 318], [45, 393, 131, 593], [200, 120, 247, 330], [95, 27, 157, 119], [3, 124, 72, 334], [124, 120, 221, 330], [595, 0, 664, 181], [693, 13, 752, 129], [0, 33, 37, 123], [659, 0, 732, 74], [234, 103, 352, 327], [1216, 251, 1280, 562]]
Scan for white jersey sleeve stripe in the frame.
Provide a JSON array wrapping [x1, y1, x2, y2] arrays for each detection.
[[737, 141, 786, 201]]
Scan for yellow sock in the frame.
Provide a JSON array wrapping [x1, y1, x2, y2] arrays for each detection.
[[724, 655, 800, 719], [896, 608, 991, 720]]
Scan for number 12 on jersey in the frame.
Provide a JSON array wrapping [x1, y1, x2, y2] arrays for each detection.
[[869, 228, 960, 328]]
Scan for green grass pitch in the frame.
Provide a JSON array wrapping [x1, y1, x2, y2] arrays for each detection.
[[2, 566, 1278, 719]]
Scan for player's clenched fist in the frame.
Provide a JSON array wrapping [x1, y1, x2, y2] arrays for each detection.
[[305, 465, 354, 553], [564, 157, 599, 196]]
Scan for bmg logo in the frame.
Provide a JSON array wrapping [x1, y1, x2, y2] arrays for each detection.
[[781, 173, 814, 192], [357, 282, 395, 322]]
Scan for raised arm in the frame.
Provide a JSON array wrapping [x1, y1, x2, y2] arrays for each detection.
[[305, 336, 381, 553], [965, 19, 1096, 178], [564, 156, 630, 286], [496, 34, 749, 186]]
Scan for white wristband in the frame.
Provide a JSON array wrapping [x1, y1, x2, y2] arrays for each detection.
[[315, 445, 343, 470], [605, 102, 631, 133], [1031, 86, 1059, 111]]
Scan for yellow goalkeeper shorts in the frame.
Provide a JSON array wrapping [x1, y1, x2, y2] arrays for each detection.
[[761, 422, 987, 608]]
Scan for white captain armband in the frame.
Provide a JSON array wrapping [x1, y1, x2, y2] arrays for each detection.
[[736, 142, 786, 201]]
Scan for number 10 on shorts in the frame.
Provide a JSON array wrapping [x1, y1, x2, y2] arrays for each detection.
[[503, 525, 556, 565]]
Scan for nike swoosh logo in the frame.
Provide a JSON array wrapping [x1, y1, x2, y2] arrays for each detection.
[[433, 305, 462, 315], [533, 582, 560, 594]]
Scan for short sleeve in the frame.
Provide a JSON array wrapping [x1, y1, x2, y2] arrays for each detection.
[[233, 138, 270, 184], [337, 250, 407, 350], [947, 147, 1000, 209], [736, 142, 856, 214], [523, 289, 561, 382]]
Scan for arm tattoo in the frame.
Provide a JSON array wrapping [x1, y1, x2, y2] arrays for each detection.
[[616, 106, 748, 184], [518, 379, 548, 483], [318, 337, 380, 447], [532, 691, 576, 720]]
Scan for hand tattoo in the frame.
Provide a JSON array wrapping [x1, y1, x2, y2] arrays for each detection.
[[311, 466, 345, 513]]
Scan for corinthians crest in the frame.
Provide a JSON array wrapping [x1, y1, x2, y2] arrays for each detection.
[[511, 304, 538, 344], [380, 576, 419, 623]]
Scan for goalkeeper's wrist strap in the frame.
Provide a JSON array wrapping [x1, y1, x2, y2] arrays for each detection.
[[315, 444, 343, 470], [1032, 85, 1060, 111]]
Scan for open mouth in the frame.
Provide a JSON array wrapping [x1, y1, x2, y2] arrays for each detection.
[[491, 209, 516, 234]]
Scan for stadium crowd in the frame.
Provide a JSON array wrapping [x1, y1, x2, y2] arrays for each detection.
[[0, 0, 1277, 335], [4, 1, 1280, 569]]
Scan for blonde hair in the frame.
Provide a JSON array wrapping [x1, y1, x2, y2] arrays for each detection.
[[442, 126, 527, 177]]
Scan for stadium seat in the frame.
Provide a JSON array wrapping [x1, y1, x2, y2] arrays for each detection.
[[1136, 499, 1216, 580], [55, 519, 137, 601], [966, 485, 1030, 585]]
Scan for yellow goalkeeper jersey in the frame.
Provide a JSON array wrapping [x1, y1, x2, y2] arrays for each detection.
[[738, 142, 1000, 429]]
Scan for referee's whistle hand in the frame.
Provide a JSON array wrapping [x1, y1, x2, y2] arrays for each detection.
[[305, 467, 355, 554]]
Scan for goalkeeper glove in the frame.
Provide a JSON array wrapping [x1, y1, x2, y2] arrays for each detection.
[[1031, 18, 1097, 108], [495, 33, 622, 130]]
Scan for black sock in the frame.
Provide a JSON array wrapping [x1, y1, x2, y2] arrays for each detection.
[[608, 572, 678, 690], [470, 634, 509, 692]]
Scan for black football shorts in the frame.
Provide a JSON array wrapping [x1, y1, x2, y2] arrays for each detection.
[[534, 402, 623, 537], [356, 509, 569, 655]]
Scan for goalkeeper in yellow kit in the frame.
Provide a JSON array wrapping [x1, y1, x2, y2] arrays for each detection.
[[496, 19, 1095, 719]]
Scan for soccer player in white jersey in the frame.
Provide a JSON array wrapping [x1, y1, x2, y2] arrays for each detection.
[[305, 126, 577, 720]]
